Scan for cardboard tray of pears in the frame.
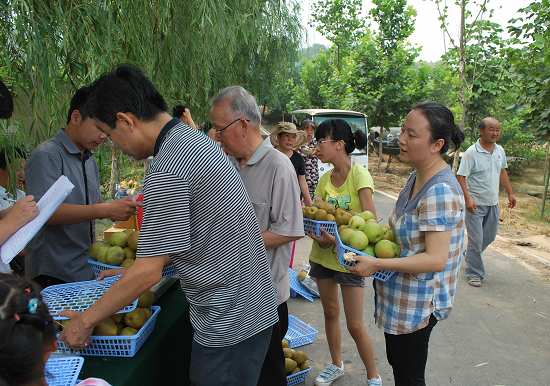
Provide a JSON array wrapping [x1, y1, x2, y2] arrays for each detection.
[[88, 229, 177, 278], [55, 291, 160, 357]]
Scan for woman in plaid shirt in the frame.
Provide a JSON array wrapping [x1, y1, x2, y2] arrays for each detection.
[[350, 102, 466, 386]]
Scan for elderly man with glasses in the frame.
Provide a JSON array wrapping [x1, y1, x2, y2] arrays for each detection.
[[210, 86, 305, 386]]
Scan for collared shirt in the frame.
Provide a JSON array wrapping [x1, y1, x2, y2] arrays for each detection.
[[233, 140, 305, 305], [375, 167, 465, 335], [25, 129, 100, 283], [457, 140, 508, 206], [0, 186, 26, 273], [137, 121, 278, 347]]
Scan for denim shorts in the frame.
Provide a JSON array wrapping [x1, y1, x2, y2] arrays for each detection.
[[309, 261, 365, 287]]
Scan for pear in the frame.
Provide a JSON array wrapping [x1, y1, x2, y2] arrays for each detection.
[[281, 339, 289, 348], [127, 231, 140, 251], [105, 246, 125, 266], [124, 309, 147, 329], [138, 290, 154, 308], [292, 350, 308, 365], [123, 247, 135, 260], [121, 258, 134, 268], [120, 327, 138, 336], [94, 318, 118, 336], [374, 240, 397, 259], [285, 358, 298, 374], [283, 347, 295, 358], [109, 232, 128, 247]]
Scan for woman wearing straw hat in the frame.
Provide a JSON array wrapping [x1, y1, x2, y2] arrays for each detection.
[[271, 122, 313, 206]]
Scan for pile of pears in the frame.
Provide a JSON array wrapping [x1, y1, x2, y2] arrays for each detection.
[[303, 197, 353, 225], [282, 339, 310, 375], [60, 290, 155, 337], [339, 211, 400, 259], [89, 230, 140, 268]]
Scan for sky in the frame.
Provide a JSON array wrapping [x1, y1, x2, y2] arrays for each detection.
[[300, 0, 533, 62]]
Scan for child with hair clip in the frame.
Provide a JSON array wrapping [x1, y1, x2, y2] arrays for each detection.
[[0, 273, 110, 386]]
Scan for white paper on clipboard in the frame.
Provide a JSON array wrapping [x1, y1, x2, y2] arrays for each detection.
[[1, 175, 74, 264]]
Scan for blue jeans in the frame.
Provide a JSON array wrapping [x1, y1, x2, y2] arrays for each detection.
[[464, 205, 499, 280]]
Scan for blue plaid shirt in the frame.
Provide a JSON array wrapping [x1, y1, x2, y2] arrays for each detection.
[[375, 167, 465, 334]]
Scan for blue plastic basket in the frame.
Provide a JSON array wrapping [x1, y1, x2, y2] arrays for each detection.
[[41, 276, 138, 320], [334, 231, 395, 282], [287, 367, 311, 386], [45, 356, 84, 386], [55, 306, 161, 357], [288, 268, 318, 302], [88, 258, 177, 278], [284, 314, 318, 348], [303, 218, 338, 238]]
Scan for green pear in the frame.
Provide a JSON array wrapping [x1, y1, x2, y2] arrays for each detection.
[[94, 318, 118, 336], [127, 231, 140, 251], [109, 232, 128, 247], [374, 239, 397, 259], [105, 246, 125, 266]]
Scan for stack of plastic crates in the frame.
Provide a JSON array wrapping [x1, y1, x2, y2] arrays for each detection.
[[284, 315, 317, 385]]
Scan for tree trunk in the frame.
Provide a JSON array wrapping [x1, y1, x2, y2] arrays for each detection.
[[541, 142, 550, 219], [453, 0, 467, 172], [109, 145, 119, 199], [377, 127, 384, 172]]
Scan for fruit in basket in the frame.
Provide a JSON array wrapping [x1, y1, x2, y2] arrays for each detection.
[[109, 232, 129, 247], [335, 209, 352, 226], [127, 231, 140, 251], [349, 230, 369, 250], [374, 240, 399, 259], [304, 206, 318, 219], [299, 360, 311, 371], [283, 347, 295, 358], [339, 227, 354, 245], [142, 308, 152, 320], [325, 213, 336, 222], [358, 210, 376, 222], [362, 245, 375, 256], [121, 258, 134, 268], [282, 339, 289, 349], [111, 314, 123, 324], [124, 308, 147, 329], [290, 367, 301, 375], [292, 350, 308, 364], [361, 222, 384, 244], [94, 318, 118, 336], [120, 327, 138, 336], [138, 290, 155, 308], [348, 215, 365, 229], [123, 247, 135, 260], [285, 358, 298, 373], [105, 246, 125, 265], [314, 209, 328, 221]]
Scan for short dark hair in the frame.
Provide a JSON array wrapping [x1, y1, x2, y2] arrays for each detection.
[[301, 119, 316, 130], [413, 102, 464, 154], [66, 86, 93, 124], [85, 65, 167, 128], [172, 105, 187, 118], [0, 147, 27, 170], [315, 119, 367, 154], [0, 80, 14, 120], [0, 273, 56, 386]]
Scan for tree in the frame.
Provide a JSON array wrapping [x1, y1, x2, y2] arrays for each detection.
[[365, 0, 416, 171], [311, 0, 364, 68], [0, 0, 302, 193]]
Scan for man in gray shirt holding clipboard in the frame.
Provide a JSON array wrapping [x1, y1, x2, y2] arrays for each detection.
[[25, 86, 137, 288]]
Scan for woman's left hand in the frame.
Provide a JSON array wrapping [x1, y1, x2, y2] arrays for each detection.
[[348, 254, 380, 277]]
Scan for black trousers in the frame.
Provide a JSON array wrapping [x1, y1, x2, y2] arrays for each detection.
[[256, 302, 289, 386], [384, 315, 438, 386]]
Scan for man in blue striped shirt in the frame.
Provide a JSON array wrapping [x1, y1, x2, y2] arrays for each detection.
[[61, 65, 279, 386]]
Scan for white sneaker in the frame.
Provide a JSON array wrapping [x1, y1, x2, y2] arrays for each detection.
[[314, 362, 345, 386], [367, 375, 382, 386]]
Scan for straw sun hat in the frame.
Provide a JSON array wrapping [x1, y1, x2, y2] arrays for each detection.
[[270, 122, 308, 149]]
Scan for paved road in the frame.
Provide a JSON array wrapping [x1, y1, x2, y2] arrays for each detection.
[[290, 192, 550, 386]]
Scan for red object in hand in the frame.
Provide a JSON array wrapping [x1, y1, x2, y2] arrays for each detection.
[[135, 193, 144, 230]]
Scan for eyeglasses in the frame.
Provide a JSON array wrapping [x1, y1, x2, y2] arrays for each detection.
[[315, 139, 339, 146], [215, 117, 250, 133]]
